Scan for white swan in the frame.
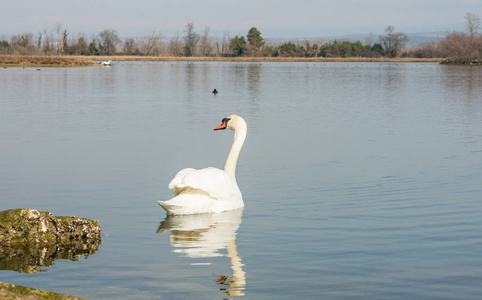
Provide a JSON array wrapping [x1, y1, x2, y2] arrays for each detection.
[[101, 60, 111, 66], [158, 115, 247, 215]]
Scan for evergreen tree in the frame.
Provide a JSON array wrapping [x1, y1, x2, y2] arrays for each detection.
[[88, 42, 99, 55], [231, 36, 247, 56], [247, 27, 265, 50]]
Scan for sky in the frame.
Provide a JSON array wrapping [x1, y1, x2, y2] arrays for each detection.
[[2, 0, 482, 39]]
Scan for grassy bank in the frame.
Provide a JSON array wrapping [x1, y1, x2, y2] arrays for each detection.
[[1, 54, 443, 67], [0, 281, 85, 299]]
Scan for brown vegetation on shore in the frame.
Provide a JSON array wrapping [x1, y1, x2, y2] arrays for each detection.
[[0, 55, 95, 67], [1, 54, 443, 67]]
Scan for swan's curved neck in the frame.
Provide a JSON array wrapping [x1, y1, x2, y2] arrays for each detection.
[[224, 126, 246, 182]]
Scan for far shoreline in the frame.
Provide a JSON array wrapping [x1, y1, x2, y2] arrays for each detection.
[[86, 55, 444, 63], [1, 54, 444, 67]]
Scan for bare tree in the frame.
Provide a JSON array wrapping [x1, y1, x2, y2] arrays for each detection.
[[37, 32, 42, 50], [123, 38, 138, 55], [440, 27, 482, 60], [42, 28, 54, 54], [465, 12, 480, 39], [440, 32, 471, 58], [55, 23, 62, 54], [379, 26, 408, 57], [213, 32, 221, 56], [167, 33, 183, 56], [183, 23, 199, 56], [438, 12, 481, 60], [199, 27, 213, 56], [11, 32, 35, 54], [364, 32, 375, 47], [303, 39, 320, 57], [98, 29, 121, 55], [222, 31, 231, 56], [406, 42, 440, 58], [140, 31, 163, 55]]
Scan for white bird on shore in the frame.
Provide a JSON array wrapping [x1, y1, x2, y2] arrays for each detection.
[[158, 115, 247, 215], [101, 60, 111, 66]]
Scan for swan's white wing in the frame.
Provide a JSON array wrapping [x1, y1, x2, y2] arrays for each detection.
[[168, 167, 240, 200]]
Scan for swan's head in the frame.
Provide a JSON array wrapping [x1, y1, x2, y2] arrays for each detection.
[[214, 115, 246, 132]]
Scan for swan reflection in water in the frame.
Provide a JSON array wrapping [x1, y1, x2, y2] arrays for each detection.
[[157, 208, 246, 296]]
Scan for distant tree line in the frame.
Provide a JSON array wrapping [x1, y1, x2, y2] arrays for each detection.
[[1, 13, 480, 61]]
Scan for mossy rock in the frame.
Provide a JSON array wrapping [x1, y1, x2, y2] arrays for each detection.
[[0, 208, 101, 273], [0, 208, 101, 245]]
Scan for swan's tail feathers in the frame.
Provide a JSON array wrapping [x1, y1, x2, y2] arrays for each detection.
[[158, 192, 217, 215], [157, 201, 181, 215]]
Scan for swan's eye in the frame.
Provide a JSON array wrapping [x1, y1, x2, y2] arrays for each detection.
[[222, 118, 231, 124]]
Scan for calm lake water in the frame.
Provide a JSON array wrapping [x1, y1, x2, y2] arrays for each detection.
[[1, 61, 482, 299]]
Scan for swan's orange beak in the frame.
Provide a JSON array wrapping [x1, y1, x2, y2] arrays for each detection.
[[214, 120, 227, 131]]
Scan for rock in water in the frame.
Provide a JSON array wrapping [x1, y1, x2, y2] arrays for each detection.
[[0, 208, 102, 273]]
